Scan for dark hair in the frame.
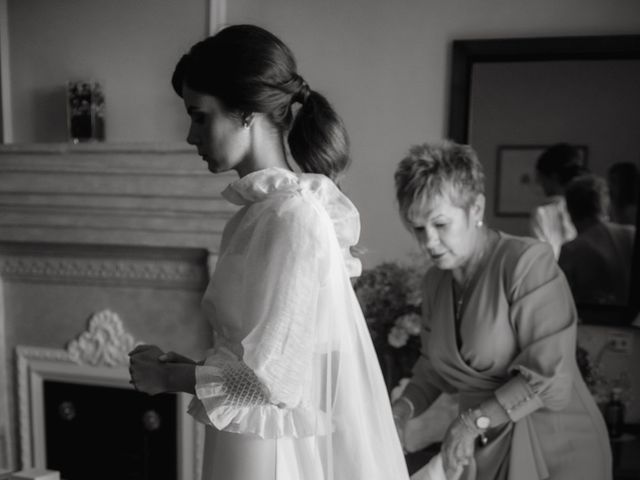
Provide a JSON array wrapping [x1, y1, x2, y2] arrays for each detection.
[[565, 174, 610, 224], [171, 24, 349, 181], [535, 143, 587, 186], [607, 162, 639, 208], [394, 140, 485, 227]]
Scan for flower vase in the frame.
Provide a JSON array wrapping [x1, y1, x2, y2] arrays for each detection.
[[67, 81, 105, 143]]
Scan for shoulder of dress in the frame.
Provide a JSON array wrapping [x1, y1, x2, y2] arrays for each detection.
[[258, 189, 322, 216], [495, 235, 557, 299], [495, 234, 554, 276]]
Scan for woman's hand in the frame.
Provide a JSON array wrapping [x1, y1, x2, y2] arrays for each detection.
[[128, 344, 169, 395], [441, 415, 477, 479]]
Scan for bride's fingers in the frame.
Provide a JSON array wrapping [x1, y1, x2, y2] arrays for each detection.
[[158, 351, 195, 364], [129, 344, 156, 356]]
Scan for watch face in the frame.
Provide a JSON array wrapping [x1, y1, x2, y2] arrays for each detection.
[[475, 415, 491, 429]]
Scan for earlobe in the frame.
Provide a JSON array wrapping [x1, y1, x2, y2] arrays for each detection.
[[241, 113, 254, 129], [473, 194, 486, 222]]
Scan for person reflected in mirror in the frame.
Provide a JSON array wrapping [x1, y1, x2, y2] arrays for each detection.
[[530, 143, 588, 258], [392, 140, 611, 480], [559, 174, 635, 306], [128, 24, 409, 480], [607, 161, 639, 226]]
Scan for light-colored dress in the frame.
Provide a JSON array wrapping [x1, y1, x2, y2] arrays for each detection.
[[530, 196, 576, 259], [188, 167, 410, 480], [405, 233, 612, 480]]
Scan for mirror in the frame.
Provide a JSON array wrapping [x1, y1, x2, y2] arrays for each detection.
[[447, 35, 640, 326]]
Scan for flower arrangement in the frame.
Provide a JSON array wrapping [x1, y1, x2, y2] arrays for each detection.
[[353, 261, 426, 390]]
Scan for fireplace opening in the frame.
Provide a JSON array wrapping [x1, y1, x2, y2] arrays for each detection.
[[43, 380, 177, 480]]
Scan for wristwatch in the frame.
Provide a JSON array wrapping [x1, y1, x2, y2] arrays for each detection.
[[473, 410, 491, 430], [471, 409, 490, 445]]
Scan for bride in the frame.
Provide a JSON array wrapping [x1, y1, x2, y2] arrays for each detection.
[[128, 24, 410, 480]]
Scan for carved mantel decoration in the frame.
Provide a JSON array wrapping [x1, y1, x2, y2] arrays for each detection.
[[67, 310, 139, 367]]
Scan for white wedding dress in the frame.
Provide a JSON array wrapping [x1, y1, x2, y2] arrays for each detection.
[[187, 167, 410, 480]]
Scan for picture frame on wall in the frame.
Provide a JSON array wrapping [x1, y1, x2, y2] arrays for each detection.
[[495, 145, 588, 217]]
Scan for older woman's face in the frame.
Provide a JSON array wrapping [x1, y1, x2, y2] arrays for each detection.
[[407, 193, 483, 270]]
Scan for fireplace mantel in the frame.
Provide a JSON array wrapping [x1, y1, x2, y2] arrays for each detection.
[[0, 142, 237, 250]]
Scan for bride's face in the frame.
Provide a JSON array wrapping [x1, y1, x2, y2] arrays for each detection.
[[182, 84, 251, 174]]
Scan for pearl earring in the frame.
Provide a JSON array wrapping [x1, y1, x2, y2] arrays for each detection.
[[476, 220, 483, 227]]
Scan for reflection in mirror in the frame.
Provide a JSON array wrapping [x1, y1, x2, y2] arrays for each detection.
[[448, 36, 640, 326], [559, 174, 635, 307]]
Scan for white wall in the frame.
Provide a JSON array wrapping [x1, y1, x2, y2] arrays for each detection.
[[8, 0, 640, 266], [8, 0, 207, 144]]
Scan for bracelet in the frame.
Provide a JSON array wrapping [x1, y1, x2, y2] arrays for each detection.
[[393, 396, 415, 422]]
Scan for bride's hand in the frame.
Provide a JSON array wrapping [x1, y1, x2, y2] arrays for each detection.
[[441, 416, 476, 479], [128, 345, 170, 395], [158, 351, 197, 364]]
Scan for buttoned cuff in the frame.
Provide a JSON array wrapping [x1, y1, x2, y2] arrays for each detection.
[[495, 375, 544, 422]]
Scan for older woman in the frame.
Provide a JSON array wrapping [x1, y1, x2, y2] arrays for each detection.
[[392, 141, 611, 480]]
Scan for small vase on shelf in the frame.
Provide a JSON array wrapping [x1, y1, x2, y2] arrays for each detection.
[[67, 80, 105, 143]]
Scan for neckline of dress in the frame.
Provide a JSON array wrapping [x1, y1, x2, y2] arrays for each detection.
[[450, 230, 503, 347], [222, 167, 299, 205]]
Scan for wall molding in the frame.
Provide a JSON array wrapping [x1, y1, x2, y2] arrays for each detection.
[[208, 0, 227, 35], [0, 0, 12, 143], [0, 252, 208, 289]]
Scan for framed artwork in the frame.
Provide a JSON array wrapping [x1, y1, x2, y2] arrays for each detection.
[[494, 145, 587, 217]]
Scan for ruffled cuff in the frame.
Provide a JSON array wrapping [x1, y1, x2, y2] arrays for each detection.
[[187, 354, 329, 439]]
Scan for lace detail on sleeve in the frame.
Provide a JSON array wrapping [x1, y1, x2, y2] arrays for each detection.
[[220, 361, 270, 407], [187, 349, 329, 438]]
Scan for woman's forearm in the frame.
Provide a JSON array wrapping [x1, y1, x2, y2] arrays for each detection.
[[166, 363, 196, 395], [476, 396, 510, 428]]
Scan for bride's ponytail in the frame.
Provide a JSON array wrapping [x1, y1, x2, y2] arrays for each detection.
[[288, 85, 350, 182]]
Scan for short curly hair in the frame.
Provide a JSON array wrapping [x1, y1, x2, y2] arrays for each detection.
[[394, 140, 485, 227]]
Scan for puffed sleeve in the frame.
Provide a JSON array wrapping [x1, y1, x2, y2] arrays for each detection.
[[188, 193, 331, 438], [494, 242, 577, 422], [403, 268, 451, 416]]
